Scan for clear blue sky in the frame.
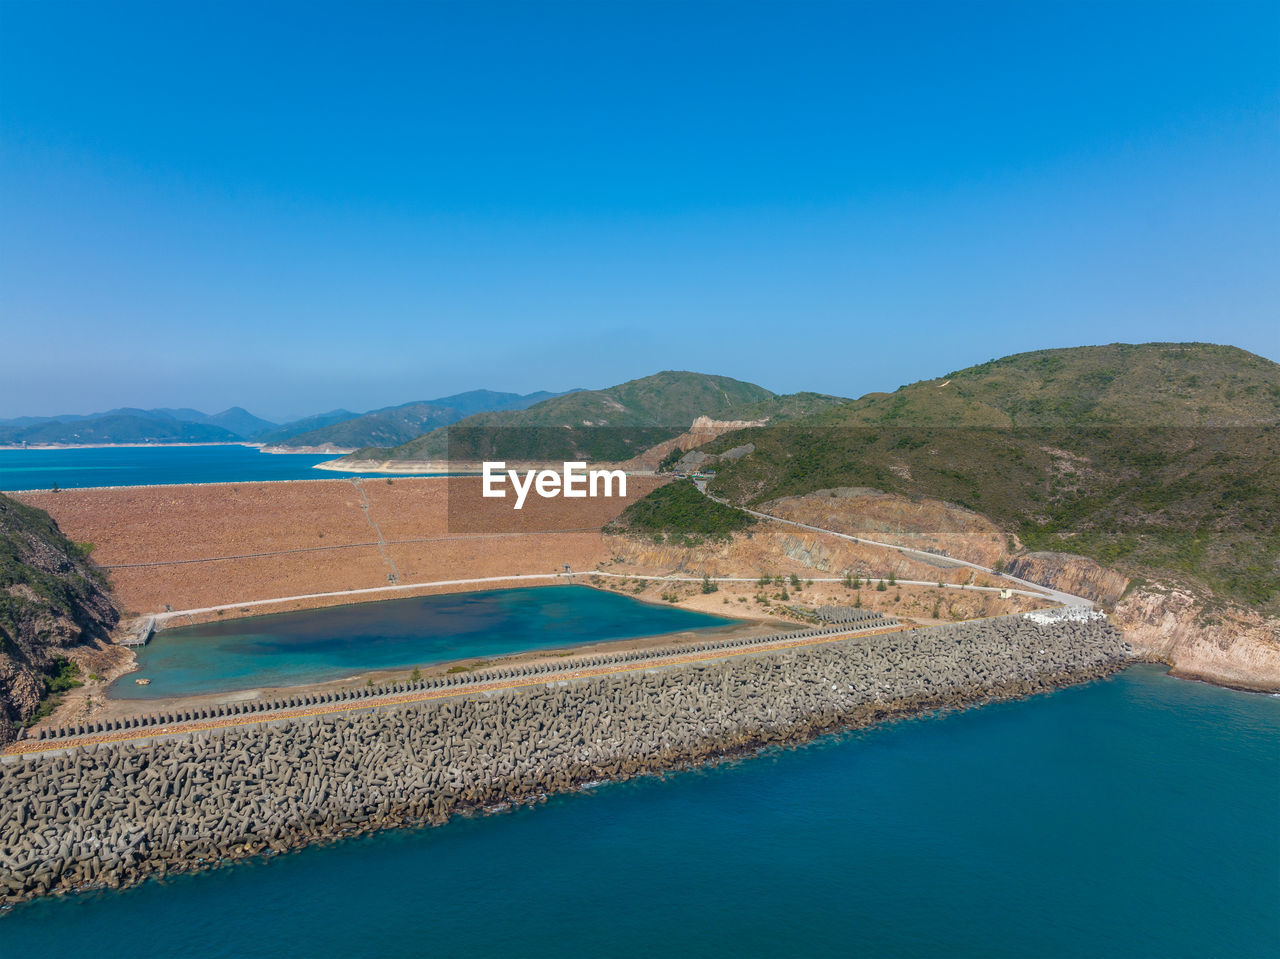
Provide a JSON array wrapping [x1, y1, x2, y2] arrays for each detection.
[[2, 1, 1276, 422]]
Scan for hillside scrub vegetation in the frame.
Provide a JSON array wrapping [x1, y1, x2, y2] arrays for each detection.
[[0, 493, 119, 745], [701, 344, 1280, 610], [606, 480, 756, 545]]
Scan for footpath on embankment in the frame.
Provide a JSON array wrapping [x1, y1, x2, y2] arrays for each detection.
[[0, 610, 1133, 906]]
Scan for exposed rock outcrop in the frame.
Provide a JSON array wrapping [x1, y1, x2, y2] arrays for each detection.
[[0, 494, 119, 746], [1115, 586, 1280, 692], [672, 442, 755, 474], [622, 415, 767, 471], [1005, 552, 1130, 606]]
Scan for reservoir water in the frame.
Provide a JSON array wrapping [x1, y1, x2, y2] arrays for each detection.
[[0, 444, 438, 491], [6, 666, 1277, 957], [109, 586, 738, 698]]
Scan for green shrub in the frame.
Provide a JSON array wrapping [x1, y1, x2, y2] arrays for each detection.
[[44, 657, 82, 694], [608, 480, 755, 543]]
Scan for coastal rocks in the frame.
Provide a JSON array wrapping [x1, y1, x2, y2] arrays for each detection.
[[0, 615, 1133, 906], [1115, 586, 1280, 692]]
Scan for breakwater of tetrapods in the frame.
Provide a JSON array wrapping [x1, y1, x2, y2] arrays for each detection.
[[0, 613, 1131, 906]]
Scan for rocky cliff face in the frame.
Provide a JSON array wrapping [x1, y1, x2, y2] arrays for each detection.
[[621, 416, 767, 470], [0, 493, 119, 746], [1006, 552, 1130, 606], [1114, 586, 1280, 692]]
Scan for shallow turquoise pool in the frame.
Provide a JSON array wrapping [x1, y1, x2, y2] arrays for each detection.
[[109, 585, 737, 698]]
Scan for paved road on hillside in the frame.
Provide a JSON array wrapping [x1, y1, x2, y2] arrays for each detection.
[[696, 482, 1092, 608], [154, 568, 1052, 625]]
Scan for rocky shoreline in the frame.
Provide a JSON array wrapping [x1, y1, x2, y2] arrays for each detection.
[[0, 613, 1133, 907]]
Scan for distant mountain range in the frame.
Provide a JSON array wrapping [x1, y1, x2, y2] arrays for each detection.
[[0, 407, 274, 446], [338, 371, 849, 464], [260, 391, 573, 449], [0, 390, 575, 448]]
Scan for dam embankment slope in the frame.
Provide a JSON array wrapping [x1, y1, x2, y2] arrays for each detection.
[[0, 612, 1131, 905]]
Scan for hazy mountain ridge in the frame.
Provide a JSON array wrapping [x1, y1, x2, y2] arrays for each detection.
[[0, 390, 577, 448], [344, 372, 847, 463], [0, 407, 274, 445], [257, 410, 359, 445], [266, 390, 576, 449]]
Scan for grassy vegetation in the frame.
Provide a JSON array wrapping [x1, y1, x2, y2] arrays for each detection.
[[607, 480, 756, 545], [703, 344, 1280, 610], [18, 657, 85, 728], [44, 657, 83, 693]]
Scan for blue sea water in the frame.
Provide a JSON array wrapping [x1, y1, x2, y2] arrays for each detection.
[[0, 444, 439, 491], [109, 585, 737, 698], [5, 666, 1277, 957]]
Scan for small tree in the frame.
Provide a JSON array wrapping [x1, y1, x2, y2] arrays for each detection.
[[888, 570, 896, 586], [658, 447, 685, 473], [843, 570, 854, 588], [410, 666, 422, 682], [701, 574, 718, 594], [789, 572, 801, 587], [876, 579, 888, 592]]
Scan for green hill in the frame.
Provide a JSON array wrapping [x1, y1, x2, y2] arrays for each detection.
[[0, 407, 279, 445], [0, 413, 245, 446], [344, 372, 845, 464], [274, 401, 472, 449], [606, 479, 756, 545], [700, 343, 1280, 609], [257, 409, 359, 445]]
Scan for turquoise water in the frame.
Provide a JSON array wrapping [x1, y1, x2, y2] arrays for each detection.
[[110, 586, 737, 698], [0, 444, 441, 491], [6, 666, 1277, 957]]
